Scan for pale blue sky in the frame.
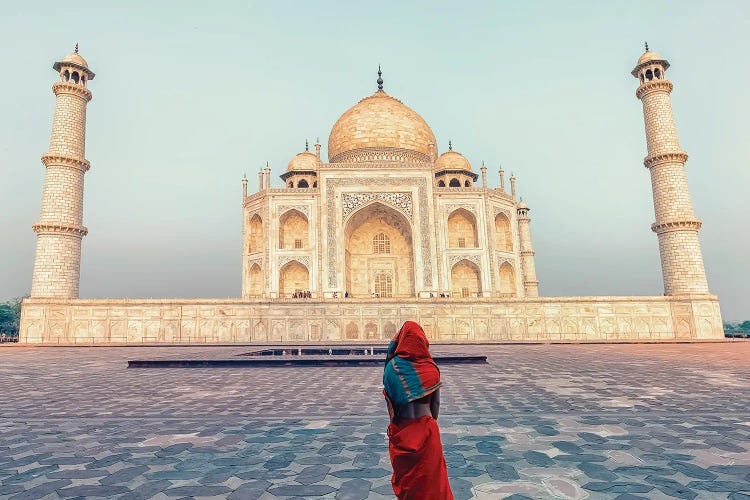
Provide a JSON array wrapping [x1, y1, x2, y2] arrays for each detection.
[[1, 1, 748, 320]]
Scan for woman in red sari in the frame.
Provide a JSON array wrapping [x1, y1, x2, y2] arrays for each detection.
[[383, 321, 454, 500]]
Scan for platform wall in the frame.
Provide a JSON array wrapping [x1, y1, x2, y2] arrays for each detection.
[[17, 295, 724, 344]]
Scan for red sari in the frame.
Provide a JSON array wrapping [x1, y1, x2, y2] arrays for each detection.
[[384, 322, 454, 500]]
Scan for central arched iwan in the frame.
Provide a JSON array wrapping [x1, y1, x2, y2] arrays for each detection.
[[344, 202, 415, 298]]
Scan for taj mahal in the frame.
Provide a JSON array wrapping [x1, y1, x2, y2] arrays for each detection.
[[18, 45, 724, 344]]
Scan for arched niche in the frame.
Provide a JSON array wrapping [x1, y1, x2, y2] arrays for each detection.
[[499, 262, 516, 297], [447, 208, 478, 249], [451, 259, 481, 298], [495, 213, 512, 251], [248, 214, 263, 253], [279, 209, 309, 249], [364, 321, 378, 339], [279, 260, 309, 297], [344, 202, 415, 298], [298, 179, 309, 188], [449, 178, 461, 187], [248, 263, 263, 297], [346, 321, 359, 340]]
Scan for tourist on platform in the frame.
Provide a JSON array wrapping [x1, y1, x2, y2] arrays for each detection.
[[383, 321, 453, 499]]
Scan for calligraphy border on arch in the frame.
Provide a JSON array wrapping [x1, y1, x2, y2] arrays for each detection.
[[279, 255, 311, 269], [326, 177, 432, 288], [342, 192, 413, 222], [445, 204, 478, 217], [448, 254, 482, 268], [493, 206, 512, 219], [278, 205, 309, 218]]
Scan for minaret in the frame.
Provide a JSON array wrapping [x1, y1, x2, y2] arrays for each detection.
[[633, 44, 709, 295], [264, 162, 271, 189], [516, 200, 539, 297], [30, 45, 95, 298], [314, 138, 321, 161]]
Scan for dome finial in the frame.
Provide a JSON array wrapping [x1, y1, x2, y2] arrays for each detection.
[[377, 64, 383, 91], [448, 140, 453, 151], [74, 42, 79, 54], [305, 139, 309, 151], [644, 41, 649, 52]]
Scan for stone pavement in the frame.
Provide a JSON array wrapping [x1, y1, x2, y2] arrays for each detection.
[[1, 343, 749, 499]]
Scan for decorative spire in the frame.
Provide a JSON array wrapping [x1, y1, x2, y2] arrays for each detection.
[[74, 42, 79, 54], [448, 140, 453, 151], [644, 41, 649, 52], [305, 139, 309, 151], [377, 65, 383, 91]]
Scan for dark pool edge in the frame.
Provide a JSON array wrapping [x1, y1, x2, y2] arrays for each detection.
[[127, 355, 488, 368]]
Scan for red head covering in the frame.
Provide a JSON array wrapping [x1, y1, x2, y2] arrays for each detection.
[[384, 321, 441, 406], [388, 321, 432, 362]]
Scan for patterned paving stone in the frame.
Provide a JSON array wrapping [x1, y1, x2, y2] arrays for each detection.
[[0, 343, 749, 498], [56, 484, 130, 497], [336, 478, 372, 499]]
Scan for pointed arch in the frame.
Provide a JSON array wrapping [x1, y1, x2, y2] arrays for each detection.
[[499, 262, 516, 297], [365, 321, 378, 339], [279, 209, 309, 249], [495, 213, 512, 251], [437, 179, 446, 187], [279, 260, 309, 298], [346, 321, 359, 340], [248, 214, 263, 253], [297, 179, 309, 188], [451, 259, 481, 298], [447, 208, 478, 248], [249, 263, 263, 297], [384, 321, 398, 337], [344, 202, 414, 298], [449, 178, 461, 187]]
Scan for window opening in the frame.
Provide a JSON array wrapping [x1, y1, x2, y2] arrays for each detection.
[[374, 273, 393, 298], [373, 233, 390, 254]]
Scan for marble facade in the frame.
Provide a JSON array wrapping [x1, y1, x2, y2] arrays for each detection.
[[18, 47, 726, 344]]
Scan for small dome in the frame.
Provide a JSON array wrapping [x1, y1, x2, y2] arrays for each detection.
[[62, 52, 89, 68], [637, 50, 664, 66], [435, 150, 471, 172], [287, 151, 318, 171], [328, 91, 436, 163], [517, 200, 529, 210]]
